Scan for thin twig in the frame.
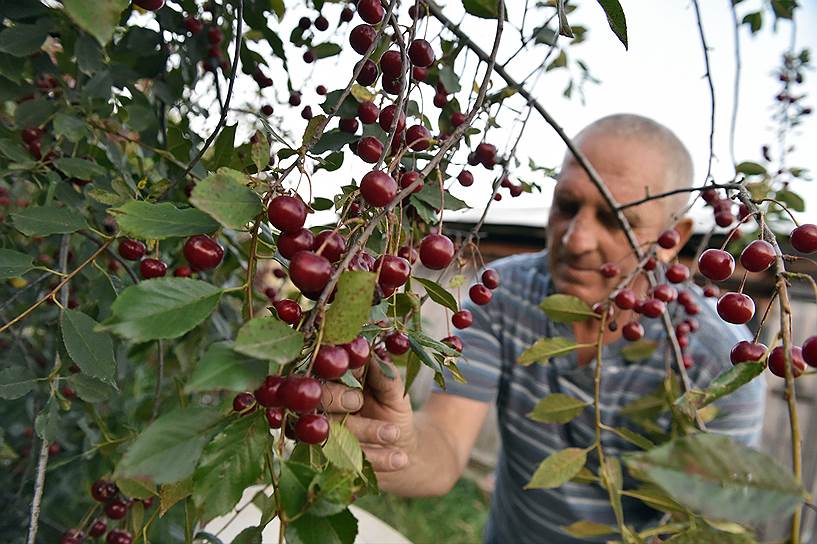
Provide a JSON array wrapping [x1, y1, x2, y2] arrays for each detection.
[[691, 0, 716, 183], [728, 0, 742, 169], [617, 182, 742, 211], [151, 340, 164, 421], [77, 231, 138, 284]]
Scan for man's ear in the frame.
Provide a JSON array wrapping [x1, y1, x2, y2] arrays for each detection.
[[656, 217, 694, 262]]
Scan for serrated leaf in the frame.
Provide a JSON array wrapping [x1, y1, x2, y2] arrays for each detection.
[[117, 406, 224, 485], [280, 461, 318, 518], [54, 112, 90, 142], [596, 0, 628, 49], [624, 433, 806, 523], [110, 200, 220, 240], [15, 98, 58, 128], [286, 509, 358, 544], [736, 161, 766, 176], [193, 414, 268, 519], [323, 271, 376, 345], [234, 316, 305, 364], [517, 337, 578, 366], [53, 157, 106, 181], [67, 373, 115, 403], [251, 132, 270, 172], [159, 478, 193, 516], [100, 278, 223, 343], [527, 393, 588, 424], [414, 277, 458, 313], [61, 309, 117, 385], [185, 342, 268, 393], [526, 448, 587, 489], [538, 294, 596, 323], [116, 478, 156, 500], [11, 206, 88, 236], [63, 0, 128, 45], [675, 361, 764, 412], [621, 339, 658, 362], [0, 249, 34, 279], [189, 169, 263, 229], [0, 367, 37, 399], [322, 420, 362, 473], [562, 520, 618, 538]]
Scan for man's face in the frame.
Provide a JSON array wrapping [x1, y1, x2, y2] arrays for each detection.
[[546, 131, 673, 305]]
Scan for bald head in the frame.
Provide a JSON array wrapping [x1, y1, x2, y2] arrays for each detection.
[[573, 114, 694, 212]]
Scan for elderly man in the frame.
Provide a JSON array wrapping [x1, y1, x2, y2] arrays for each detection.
[[325, 114, 766, 543]]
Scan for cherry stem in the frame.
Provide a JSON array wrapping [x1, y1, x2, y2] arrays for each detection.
[[757, 197, 801, 227], [246, 218, 262, 321]]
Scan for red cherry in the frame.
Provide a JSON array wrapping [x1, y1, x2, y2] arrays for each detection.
[[600, 262, 620, 278], [683, 354, 695, 369], [380, 50, 404, 77], [254, 375, 284, 407], [730, 340, 767, 365], [184, 16, 203, 34], [140, 258, 167, 279], [475, 142, 496, 164], [61, 529, 84, 544], [379, 104, 406, 133], [268, 195, 307, 233], [509, 184, 523, 197], [714, 210, 734, 228], [640, 298, 666, 319], [91, 480, 118, 502], [295, 414, 330, 444], [89, 520, 107, 538], [358, 101, 379, 124], [665, 263, 690, 284], [289, 93, 302, 107], [298, 16, 311, 30], [21, 127, 43, 144], [457, 170, 474, 187], [677, 334, 690, 349], [281, 376, 322, 413], [614, 289, 637, 310], [106, 530, 133, 544], [278, 228, 315, 260], [118, 239, 146, 261], [350, 24, 376, 54], [355, 59, 379, 85], [406, 124, 431, 150], [622, 321, 644, 341], [357, 136, 384, 163], [183, 235, 224, 271], [399, 171, 423, 193], [206, 26, 222, 44], [265, 407, 284, 429], [482, 269, 500, 289], [469, 283, 492, 305], [343, 336, 371, 369], [433, 92, 448, 108], [232, 392, 256, 413], [105, 498, 129, 520], [643, 256, 657, 271], [442, 335, 463, 352], [375, 255, 411, 288], [134, 0, 164, 10], [802, 336, 817, 367], [313, 230, 346, 262], [702, 189, 718, 204], [174, 266, 192, 277], [685, 318, 700, 332], [385, 331, 410, 355], [703, 285, 719, 298], [408, 38, 435, 68], [450, 112, 466, 128], [740, 240, 775, 272], [289, 251, 332, 294], [790, 224, 817, 254], [314, 345, 350, 379], [397, 245, 418, 264], [716, 292, 755, 324], [677, 291, 693, 306], [314, 15, 329, 31], [452, 310, 473, 329], [652, 284, 677, 303], [768, 346, 806, 378], [357, 0, 384, 23], [419, 234, 454, 270], [303, 50, 316, 64], [698, 249, 734, 282], [341, 6, 354, 22], [412, 66, 428, 81], [301, 106, 313, 120], [339, 117, 359, 134], [274, 300, 302, 325], [657, 229, 680, 249]]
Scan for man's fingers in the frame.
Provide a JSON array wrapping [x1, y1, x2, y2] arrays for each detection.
[[362, 445, 409, 472], [338, 414, 400, 446], [365, 358, 408, 405], [320, 383, 363, 414]]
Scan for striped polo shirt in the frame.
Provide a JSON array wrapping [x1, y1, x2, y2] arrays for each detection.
[[432, 250, 766, 543]]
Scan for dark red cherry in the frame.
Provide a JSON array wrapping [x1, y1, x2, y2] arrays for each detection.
[[399, 170, 423, 193], [357, 0, 384, 23], [419, 234, 454, 270], [89, 519, 107, 538], [412, 66, 428, 81], [406, 124, 431, 151], [652, 284, 677, 303], [457, 170, 474, 187], [622, 321, 644, 341], [314, 15, 329, 31], [140, 258, 167, 279], [339, 117, 359, 134], [740, 239, 775, 272], [268, 195, 307, 233], [350, 24, 376, 55], [657, 229, 680, 249], [790, 224, 817, 254], [442, 335, 463, 352], [254, 375, 285, 407], [355, 59, 379, 86], [730, 341, 767, 365], [600, 262, 620, 278], [232, 392, 256, 413], [274, 299, 302, 325], [174, 266, 192, 277], [716, 292, 755, 324], [665, 263, 690, 284], [294, 414, 330, 444], [469, 283, 492, 305], [360, 170, 398, 207], [357, 136, 384, 163], [106, 529, 133, 544], [482, 269, 500, 289], [802, 336, 817, 367], [118, 239, 146, 261], [375, 255, 411, 288], [379, 104, 406, 133], [640, 298, 666, 319], [278, 228, 315, 260], [408, 38, 435, 67], [379, 50, 404, 78], [358, 101, 379, 124], [281, 376, 322, 413], [452, 310, 473, 329], [105, 498, 128, 519], [313, 230, 346, 262], [91, 480, 117, 502], [60, 529, 84, 544], [289, 251, 332, 294], [703, 285, 719, 298], [768, 346, 806, 378], [183, 235, 224, 271], [265, 407, 284, 429], [385, 331, 410, 355], [343, 336, 371, 369], [614, 289, 637, 310], [698, 249, 734, 282], [313, 345, 350, 380]]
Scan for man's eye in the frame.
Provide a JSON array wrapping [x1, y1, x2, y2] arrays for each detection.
[[555, 199, 577, 215]]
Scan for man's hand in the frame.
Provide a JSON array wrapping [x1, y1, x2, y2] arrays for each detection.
[[321, 359, 416, 473]]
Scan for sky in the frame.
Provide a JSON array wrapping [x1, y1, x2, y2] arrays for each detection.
[[184, 0, 817, 230]]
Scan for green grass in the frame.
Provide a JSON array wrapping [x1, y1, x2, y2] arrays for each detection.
[[354, 478, 490, 544]]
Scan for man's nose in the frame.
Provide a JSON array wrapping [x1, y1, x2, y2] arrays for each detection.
[[561, 212, 598, 256]]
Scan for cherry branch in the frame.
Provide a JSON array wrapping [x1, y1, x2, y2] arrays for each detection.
[[728, 0, 742, 169], [691, 0, 716, 183], [616, 182, 742, 211]]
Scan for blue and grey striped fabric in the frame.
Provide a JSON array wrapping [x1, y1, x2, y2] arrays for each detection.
[[432, 250, 766, 543]]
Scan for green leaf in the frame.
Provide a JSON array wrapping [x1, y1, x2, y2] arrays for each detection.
[[11, 207, 88, 236], [189, 169, 263, 230], [735, 161, 766, 176], [67, 373, 115, 403], [596, 0, 628, 49], [0, 23, 48, 57], [53, 112, 90, 142], [311, 197, 334, 211], [742, 12, 762, 33], [286, 509, 358, 544], [302, 114, 328, 148], [320, 91, 358, 118], [527, 393, 588, 424], [322, 420, 363, 473], [117, 406, 224, 485], [185, 342, 268, 393], [15, 98, 58, 128], [606, 426, 655, 450], [193, 414, 268, 519], [462, 0, 506, 20], [775, 189, 805, 212], [526, 447, 587, 489], [0, 248, 34, 279], [323, 271, 377, 345], [666, 525, 756, 544], [412, 183, 469, 212], [562, 520, 618, 538], [310, 466, 358, 517], [115, 478, 156, 500], [232, 527, 263, 544], [517, 337, 578, 366], [63, 0, 128, 45], [623, 484, 686, 514], [234, 316, 305, 364], [61, 309, 117, 385], [101, 278, 223, 343], [110, 200, 220, 240], [35, 401, 59, 442], [624, 433, 806, 523], [74, 33, 105, 75], [312, 42, 342, 59], [414, 277, 458, 313], [313, 130, 358, 155], [159, 479, 193, 516], [251, 132, 270, 172], [53, 157, 106, 181], [0, 138, 31, 163], [675, 361, 764, 412], [279, 461, 318, 518], [621, 339, 658, 362], [538, 294, 596, 323]]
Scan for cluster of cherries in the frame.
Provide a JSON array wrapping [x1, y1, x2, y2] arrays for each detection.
[[116, 234, 224, 280], [59, 479, 151, 544]]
